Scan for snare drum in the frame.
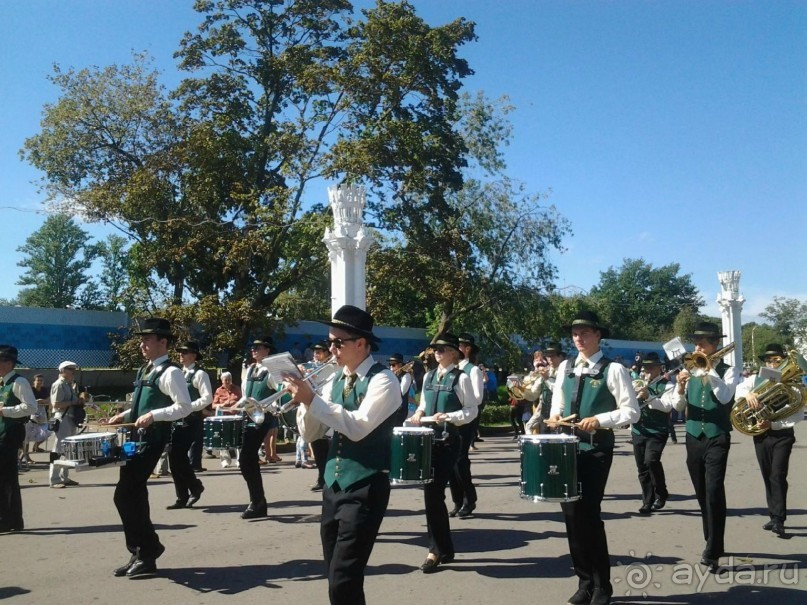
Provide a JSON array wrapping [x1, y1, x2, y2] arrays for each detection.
[[519, 433, 580, 503], [203, 416, 244, 449], [61, 432, 118, 463], [390, 427, 433, 485]]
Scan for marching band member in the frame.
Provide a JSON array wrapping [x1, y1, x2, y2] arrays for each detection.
[[48, 360, 81, 488], [388, 352, 414, 425], [630, 352, 676, 514], [547, 311, 639, 605], [671, 321, 738, 573], [289, 305, 399, 605], [0, 345, 38, 533], [408, 333, 477, 573], [165, 341, 212, 510], [524, 342, 566, 434], [735, 343, 801, 537], [308, 340, 335, 492], [238, 337, 276, 519], [107, 318, 192, 577]]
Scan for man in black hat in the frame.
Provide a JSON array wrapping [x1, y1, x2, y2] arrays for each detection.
[[630, 352, 676, 515], [450, 333, 484, 518], [107, 318, 192, 577], [547, 311, 640, 605], [671, 321, 738, 572], [287, 305, 400, 605], [165, 341, 212, 510], [409, 332, 477, 573], [735, 343, 801, 537], [388, 352, 414, 426], [0, 345, 38, 533]]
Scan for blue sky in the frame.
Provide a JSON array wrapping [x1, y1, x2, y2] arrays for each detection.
[[2, 1, 805, 324]]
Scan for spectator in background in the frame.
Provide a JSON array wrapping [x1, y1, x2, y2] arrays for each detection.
[[49, 361, 82, 488], [21, 375, 50, 467], [212, 372, 242, 414]]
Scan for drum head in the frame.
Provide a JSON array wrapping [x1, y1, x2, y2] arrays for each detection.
[[394, 426, 434, 435], [523, 433, 579, 444]]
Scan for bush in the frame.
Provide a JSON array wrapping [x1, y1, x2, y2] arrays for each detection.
[[480, 403, 510, 426]]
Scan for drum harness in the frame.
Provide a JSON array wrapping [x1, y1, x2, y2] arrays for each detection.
[[564, 359, 614, 448], [423, 369, 463, 444]]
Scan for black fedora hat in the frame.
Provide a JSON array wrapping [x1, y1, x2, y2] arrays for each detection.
[[318, 305, 382, 346], [563, 311, 610, 339], [457, 333, 480, 354], [250, 337, 276, 354], [312, 340, 330, 352], [133, 317, 173, 337], [641, 352, 663, 366], [0, 345, 20, 365], [177, 340, 202, 359], [688, 321, 725, 340], [431, 333, 461, 352], [544, 342, 565, 356], [758, 343, 785, 362], [388, 353, 405, 364]]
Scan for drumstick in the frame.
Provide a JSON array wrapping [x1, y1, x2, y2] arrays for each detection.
[[541, 418, 596, 435], [87, 422, 137, 428]]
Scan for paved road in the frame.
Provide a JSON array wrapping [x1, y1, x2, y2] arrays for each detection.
[[4, 424, 807, 604]]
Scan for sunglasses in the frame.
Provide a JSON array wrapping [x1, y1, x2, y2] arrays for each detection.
[[433, 346, 448, 353], [327, 337, 361, 349]]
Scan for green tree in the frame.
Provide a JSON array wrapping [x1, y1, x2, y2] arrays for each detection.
[[740, 322, 784, 369], [589, 258, 704, 340], [22, 1, 476, 358], [95, 234, 133, 312], [760, 297, 807, 344], [15, 214, 97, 308]]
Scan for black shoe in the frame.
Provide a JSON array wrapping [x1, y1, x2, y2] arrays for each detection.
[[187, 484, 205, 507], [771, 522, 785, 537], [241, 501, 268, 519], [457, 503, 476, 518], [566, 587, 592, 605], [700, 557, 719, 573], [126, 559, 157, 578], [474, 437, 485, 442], [192, 467, 206, 473], [638, 504, 653, 515], [166, 499, 188, 510], [420, 557, 441, 574], [590, 588, 612, 605], [439, 553, 455, 564], [310, 481, 324, 492], [511, 435, 519, 441], [113, 553, 138, 577], [762, 520, 775, 531], [651, 496, 667, 510], [448, 505, 461, 518]]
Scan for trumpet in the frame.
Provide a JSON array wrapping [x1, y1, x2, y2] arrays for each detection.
[[237, 358, 338, 425], [393, 348, 430, 377]]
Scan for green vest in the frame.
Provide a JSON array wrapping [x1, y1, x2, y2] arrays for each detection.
[[422, 368, 462, 436], [130, 361, 176, 443], [685, 361, 733, 438], [562, 358, 616, 450], [632, 379, 670, 436], [0, 375, 26, 442], [325, 363, 395, 490], [185, 369, 200, 401], [244, 366, 274, 400]]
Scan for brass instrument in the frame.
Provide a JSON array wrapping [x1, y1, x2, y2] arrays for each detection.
[[394, 348, 431, 378], [730, 350, 807, 436], [507, 372, 539, 400], [682, 342, 736, 376]]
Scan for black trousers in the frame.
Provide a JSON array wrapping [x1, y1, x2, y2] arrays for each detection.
[[311, 437, 330, 485], [114, 438, 167, 559], [424, 437, 460, 558], [510, 403, 526, 435], [189, 412, 205, 469], [753, 428, 795, 523], [321, 472, 390, 605], [169, 416, 204, 501], [685, 432, 730, 560], [632, 432, 669, 506], [239, 421, 270, 504], [449, 424, 477, 508], [0, 424, 25, 531], [560, 447, 614, 594]]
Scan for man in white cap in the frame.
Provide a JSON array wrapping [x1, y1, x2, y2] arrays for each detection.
[[49, 361, 81, 488]]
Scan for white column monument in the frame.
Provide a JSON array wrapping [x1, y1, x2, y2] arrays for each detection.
[[323, 185, 373, 315], [716, 270, 744, 369]]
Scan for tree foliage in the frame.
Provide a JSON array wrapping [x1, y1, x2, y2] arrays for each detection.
[[760, 297, 807, 344], [15, 215, 97, 308], [588, 258, 704, 340]]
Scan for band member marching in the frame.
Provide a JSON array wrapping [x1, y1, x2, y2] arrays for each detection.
[[308, 340, 335, 492], [547, 311, 639, 605], [107, 318, 192, 577], [631, 352, 676, 514], [735, 343, 802, 537], [524, 342, 566, 434], [408, 333, 477, 573], [388, 352, 415, 426], [289, 305, 399, 605], [165, 341, 212, 510], [671, 321, 738, 572]]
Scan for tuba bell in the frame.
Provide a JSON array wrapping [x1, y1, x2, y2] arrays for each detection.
[[730, 350, 807, 436]]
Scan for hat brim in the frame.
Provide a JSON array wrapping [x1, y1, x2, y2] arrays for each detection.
[[134, 329, 173, 337], [431, 341, 461, 352], [688, 331, 726, 340], [562, 321, 610, 339], [0, 355, 19, 364], [317, 319, 381, 344]]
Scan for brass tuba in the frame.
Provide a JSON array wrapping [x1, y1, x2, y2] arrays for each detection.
[[730, 350, 807, 436]]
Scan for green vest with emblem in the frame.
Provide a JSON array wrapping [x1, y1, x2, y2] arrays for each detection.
[[0, 375, 26, 442], [422, 368, 462, 437], [632, 379, 670, 436], [130, 361, 176, 443], [325, 363, 395, 490], [685, 361, 733, 438], [562, 358, 616, 450], [244, 366, 273, 400]]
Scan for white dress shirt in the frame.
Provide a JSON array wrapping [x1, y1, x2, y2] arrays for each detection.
[[124, 354, 192, 422], [399, 372, 414, 397], [1, 371, 38, 418], [416, 364, 478, 426], [458, 359, 485, 407], [549, 351, 640, 428], [298, 355, 400, 443], [185, 364, 213, 412]]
